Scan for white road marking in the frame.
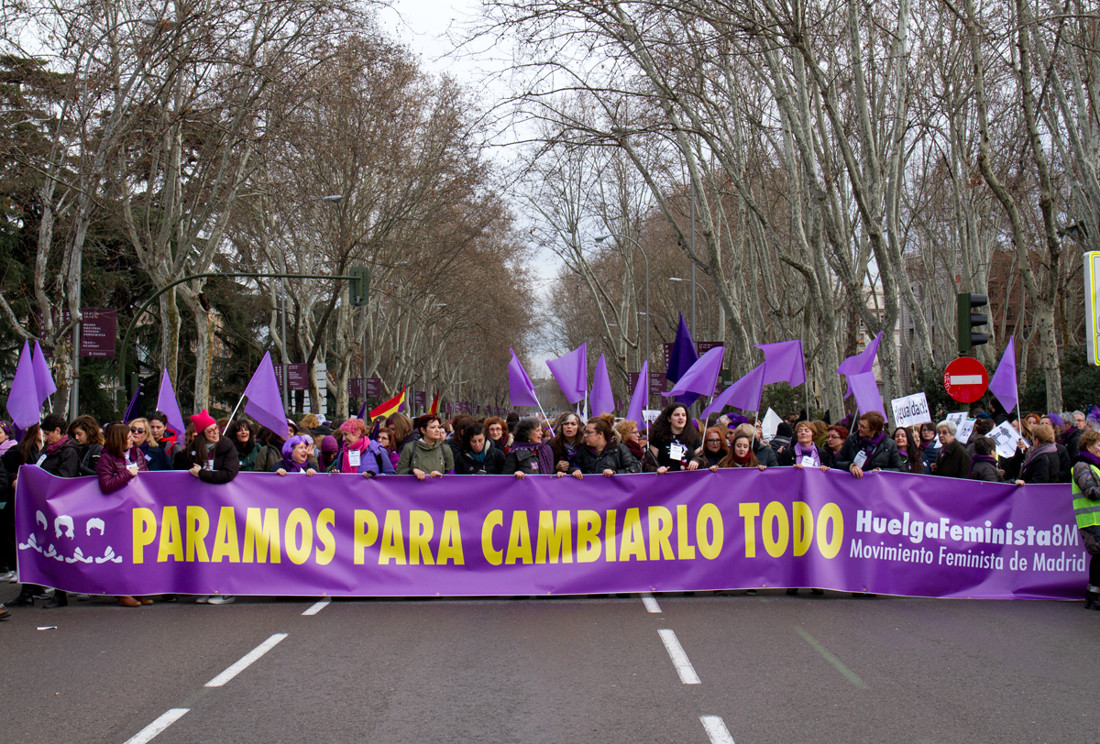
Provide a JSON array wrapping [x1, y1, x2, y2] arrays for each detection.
[[658, 628, 701, 684], [640, 592, 662, 613], [700, 715, 736, 744], [122, 708, 189, 744], [948, 374, 983, 385], [205, 633, 288, 687], [302, 598, 331, 616]]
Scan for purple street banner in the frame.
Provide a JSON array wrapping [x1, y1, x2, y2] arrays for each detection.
[[79, 309, 117, 358], [15, 466, 1081, 600]]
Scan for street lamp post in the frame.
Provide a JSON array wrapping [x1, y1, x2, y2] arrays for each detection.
[[670, 277, 713, 338], [595, 234, 649, 409]]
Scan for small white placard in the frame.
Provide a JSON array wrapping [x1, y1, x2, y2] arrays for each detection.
[[955, 418, 976, 444], [891, 392, 933, 428], [989, 421, 1028, 459]]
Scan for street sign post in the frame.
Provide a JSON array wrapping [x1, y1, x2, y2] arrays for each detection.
[[943, 357, 989, 403]]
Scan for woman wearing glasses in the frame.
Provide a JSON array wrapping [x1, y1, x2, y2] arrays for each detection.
[[692, 427, 730, 471]]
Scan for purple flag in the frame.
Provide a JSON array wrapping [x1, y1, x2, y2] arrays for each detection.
[[546, 343, 587, 405], [848, 370, 886, 418], [756, 339, 806, 387], [626, 361, 648, 426], [244, 351, 290, 439], [987, 336, 1018, 414], [838, 332, 882, 398], [664, 346, 724, 397], [6, 341, 40, 429], [123, 384, 142, 422], [156, 369, 187, 439], [589, 354, 615, 416], [703, 363, 765, 417], [665, 313, 699, 406], [508, 348, 539, 407], [31, 340, 57, 405]]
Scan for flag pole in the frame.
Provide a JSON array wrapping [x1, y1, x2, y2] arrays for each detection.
[[223, 394, 246, 434]]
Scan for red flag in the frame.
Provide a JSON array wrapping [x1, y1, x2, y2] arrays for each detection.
[[429, 390, 440, 415]]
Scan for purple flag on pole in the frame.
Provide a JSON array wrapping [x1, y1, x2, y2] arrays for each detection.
[[838, 331, 881, 378], [665, 313, 699, 406], [703, 363, 765, 417], [508, 348, 539, 407], [6, 341, 40, 429], [755, 339, 806, 387], [987, 336, 1018, 414], [244, 351, 290, 439], [546, 343, 587, 405], [31, 340, 57, 405], [626, 361, 648, 426], [156, 369, 187, 439], [848, 370, 886, 418], [589, 354, 615, 416], [123, 384, 142, 422], [837, 332, 882, 398], [664, 346, 724, 397]]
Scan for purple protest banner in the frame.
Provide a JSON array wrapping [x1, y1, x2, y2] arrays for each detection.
[[366, 377, 382, 397], [15, 466, 1080, 600], [413, 390, 427, 409]]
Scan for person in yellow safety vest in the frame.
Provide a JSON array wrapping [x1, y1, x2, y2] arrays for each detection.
[[1070, 429, 1100, 610]]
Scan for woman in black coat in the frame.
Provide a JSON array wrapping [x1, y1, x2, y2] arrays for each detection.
[[184, 411, 240, 485], [834, 412, 903, 478], [1015, 423, 1062, 485], [569, 416, 640, 477]]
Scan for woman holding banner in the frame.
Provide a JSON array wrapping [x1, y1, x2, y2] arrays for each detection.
[[570, 416, 640, 477], [96, 423, 150, 607], [693, 427, 730, 471], [778, 421, 831, 472], [719, 430, 766, 470], [549, 412, 584, 474], [272, 435, 317, 476], [396, 414, 453, 480], [835, 412, 903, 479], [1014, 423, 1061, 485], [503, 417, 558, 478], [185, 411, 240, 485], [649, 403, 701, 473]]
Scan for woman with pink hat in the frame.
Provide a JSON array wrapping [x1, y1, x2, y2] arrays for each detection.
[[183, 410, 240, 485], [182, 410, 240, 605]]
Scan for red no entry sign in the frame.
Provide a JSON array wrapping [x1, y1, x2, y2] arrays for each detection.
[[943, 357, 989, 403]]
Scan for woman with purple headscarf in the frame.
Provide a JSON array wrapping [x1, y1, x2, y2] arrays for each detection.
[[272, 434, 317, 476]]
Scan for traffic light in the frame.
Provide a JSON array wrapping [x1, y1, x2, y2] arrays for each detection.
[[349, 266, 370, 307], [957, 292, 989, 353]]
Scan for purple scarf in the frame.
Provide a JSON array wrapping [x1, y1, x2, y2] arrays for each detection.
[[1075, 451, 1100, 470], [793, 442, 821, 467], [1022, 442, 1056, 470], [859, 430, 885, 455], [968, 454, 997, 477], [512, 441, 555, 474]]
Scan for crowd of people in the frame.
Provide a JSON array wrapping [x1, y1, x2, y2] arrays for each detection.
[[0, 401, 1096, 618]]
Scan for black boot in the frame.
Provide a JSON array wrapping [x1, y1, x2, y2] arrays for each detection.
[[8, 588, 35, 607], [43, 590, 68, 609], [1085, 586, 1100, 610]]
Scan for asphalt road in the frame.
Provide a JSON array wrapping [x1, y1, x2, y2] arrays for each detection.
[[2, 587, 1097, 744]]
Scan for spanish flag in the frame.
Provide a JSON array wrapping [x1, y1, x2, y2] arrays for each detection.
[[429, 390, 440, 414], [369, 387, 405, 420]]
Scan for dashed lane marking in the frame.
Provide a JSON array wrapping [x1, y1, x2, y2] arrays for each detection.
[[794, 625, 869, 690], [302, 598, 331, 616], [641, 593, 662, 613], [122, 708, 189, 744], [658, 628, 701, 684], [205, 632, 288, 688], [700, 715, 736, 743]]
